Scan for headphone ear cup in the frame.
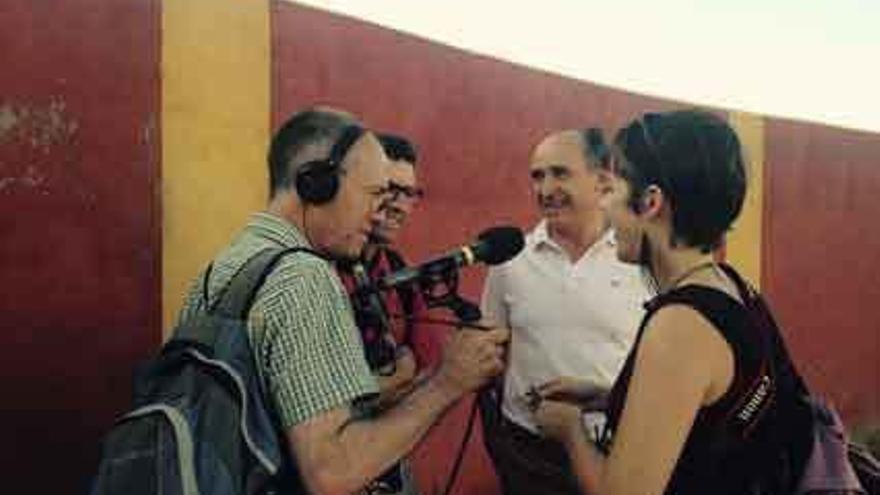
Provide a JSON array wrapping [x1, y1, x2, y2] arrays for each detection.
[[292, 124, 362, 205], [296, 161, 340, 205]]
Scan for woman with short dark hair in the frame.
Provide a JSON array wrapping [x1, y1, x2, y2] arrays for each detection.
[[533, 110, 813, 495]]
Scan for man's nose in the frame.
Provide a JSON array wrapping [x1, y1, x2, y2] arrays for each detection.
[[369, 202, 386, 223], [535, 177, 556, 198]]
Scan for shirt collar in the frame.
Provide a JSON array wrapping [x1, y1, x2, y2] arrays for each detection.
[[530, 220, 557, 251], [599, 228, 617, 249], [530, 219, 617, 254], [246, 211, 312, 249]]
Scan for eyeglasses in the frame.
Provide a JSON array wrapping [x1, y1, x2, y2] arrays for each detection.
[[386, 181, 424, 202]]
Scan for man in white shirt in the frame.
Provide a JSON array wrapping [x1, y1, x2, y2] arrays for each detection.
[[481, 128, 650, 495]]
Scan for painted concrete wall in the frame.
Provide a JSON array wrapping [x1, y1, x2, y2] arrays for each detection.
[[727, 112, 765, 287], [1, 1, 876, 493], [764, 120, 880, 421], [162, 0, 272, 336], [0, 0, 161, 492]]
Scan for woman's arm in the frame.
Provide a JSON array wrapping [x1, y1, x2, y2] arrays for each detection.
[[536, 304, 733, 495]]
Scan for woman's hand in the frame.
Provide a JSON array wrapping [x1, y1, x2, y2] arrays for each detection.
[[534, 399, 584, 445], [537, 376, 609, 412]]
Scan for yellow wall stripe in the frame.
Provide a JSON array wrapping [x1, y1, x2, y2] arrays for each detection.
[[726, 111, 765, 288], [162, 0, 271, 336]]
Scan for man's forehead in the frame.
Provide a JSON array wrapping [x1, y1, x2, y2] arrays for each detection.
[[531, 132, 583, 168], [346, 135, 387, 180], [387, 160, 416, 183]]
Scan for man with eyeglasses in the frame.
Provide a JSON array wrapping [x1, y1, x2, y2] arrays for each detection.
[[480, 128, 650, 495], [337, 133, 432, 495], [360, 133, 428, 400]]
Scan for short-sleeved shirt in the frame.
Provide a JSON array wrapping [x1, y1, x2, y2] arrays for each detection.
[[481, 221, 650, 434], [179, 212, 378, 430]]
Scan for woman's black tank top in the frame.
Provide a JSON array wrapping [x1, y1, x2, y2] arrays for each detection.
[[601, 265, 812, 494]]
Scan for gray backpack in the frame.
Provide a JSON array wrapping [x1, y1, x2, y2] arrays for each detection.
[[91, 248, 315, 495]]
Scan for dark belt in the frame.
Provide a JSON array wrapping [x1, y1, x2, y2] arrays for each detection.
[[495, 414, 572, 467]]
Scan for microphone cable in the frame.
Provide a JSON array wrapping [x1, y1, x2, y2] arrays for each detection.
[[385, 312, 490, 495]]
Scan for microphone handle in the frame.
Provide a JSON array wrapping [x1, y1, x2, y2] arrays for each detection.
[[380, 265, 421, 290], [379, 247, 472, 290]]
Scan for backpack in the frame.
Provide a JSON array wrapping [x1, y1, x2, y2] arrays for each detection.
[[91, 247, 316, 495], [718, 264, 880, 495]]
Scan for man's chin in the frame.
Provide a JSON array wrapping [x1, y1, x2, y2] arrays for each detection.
[[331, 249, 361, 264], [544, 211, 573, 226], [321, 241, 364, 263], [372, 229, 397, 246]]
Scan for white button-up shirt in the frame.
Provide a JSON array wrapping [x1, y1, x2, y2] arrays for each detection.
[[481, 221, 650, 434]]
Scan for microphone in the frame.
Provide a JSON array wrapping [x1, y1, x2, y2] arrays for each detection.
[[378, 226, 525, 291]]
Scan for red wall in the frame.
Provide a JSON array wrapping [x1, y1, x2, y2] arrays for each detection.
[[0, 1, 161, 491], [271, 3, 684, 493], [271, 3, 684, 296], [764, 120, 880, 423]]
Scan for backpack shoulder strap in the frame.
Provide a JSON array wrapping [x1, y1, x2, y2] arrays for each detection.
[[211, 246, 326, 319], [648, 285, 758, 364], [174, 247, 325, 352], [717, 263, 810, 396]]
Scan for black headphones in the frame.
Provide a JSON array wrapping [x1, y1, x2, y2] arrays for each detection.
[[295, 124, 366, 205]]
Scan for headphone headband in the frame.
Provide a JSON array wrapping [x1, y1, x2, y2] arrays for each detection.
[[327, 124, 365, 170]]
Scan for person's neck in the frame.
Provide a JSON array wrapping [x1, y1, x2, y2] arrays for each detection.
[[362, 243, 381, 264], [267, 196, 300, 229], [547, 213, 608, 262], [650, 244, 717, 293]]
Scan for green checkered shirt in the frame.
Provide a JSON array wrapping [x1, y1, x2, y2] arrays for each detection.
[[179, 212, 378, 429]]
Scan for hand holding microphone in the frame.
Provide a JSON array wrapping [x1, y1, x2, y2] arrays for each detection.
[[435, 323, 510, 396], [378, 226, 524, 396]]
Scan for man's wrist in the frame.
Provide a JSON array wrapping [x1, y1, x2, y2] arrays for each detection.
[[425, 369, 465, 401]]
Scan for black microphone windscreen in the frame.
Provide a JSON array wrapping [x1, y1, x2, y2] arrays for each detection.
[[476, 226, 525, 265]]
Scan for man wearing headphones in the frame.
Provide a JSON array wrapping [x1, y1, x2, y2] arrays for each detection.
[[480, 128, 649, 495], [179, 107, 509, 495]]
